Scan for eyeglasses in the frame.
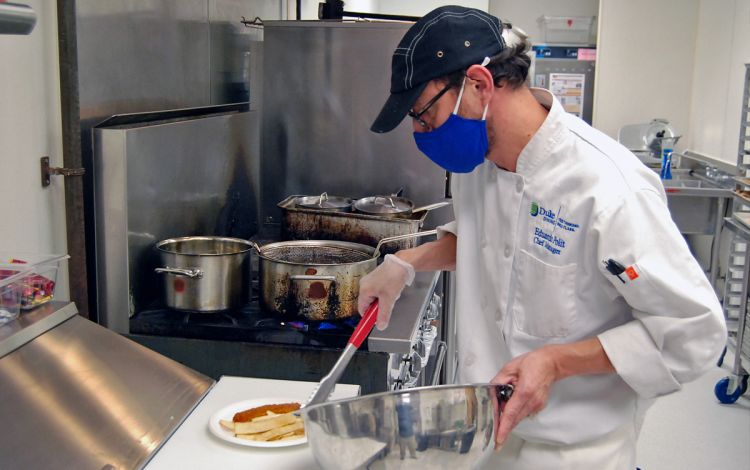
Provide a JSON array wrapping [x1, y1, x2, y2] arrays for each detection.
[[408, 83, 452, 130]]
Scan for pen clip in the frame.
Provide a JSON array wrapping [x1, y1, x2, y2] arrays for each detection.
[[603, 259, 626, 283]]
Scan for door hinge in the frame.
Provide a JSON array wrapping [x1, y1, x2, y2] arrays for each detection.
[[41, 156, 85, 187]]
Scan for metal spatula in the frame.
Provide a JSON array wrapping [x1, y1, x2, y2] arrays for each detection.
[[303, 301, 379, 408]]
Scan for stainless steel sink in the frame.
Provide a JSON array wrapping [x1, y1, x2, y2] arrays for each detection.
[[653, 169, 731, 237], [662, 178, 703, 188], [656, 168, 732, 294], [659, 169, 732, 197]]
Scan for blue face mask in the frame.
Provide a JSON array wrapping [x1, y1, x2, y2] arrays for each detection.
[[413, 77, 489, 173]]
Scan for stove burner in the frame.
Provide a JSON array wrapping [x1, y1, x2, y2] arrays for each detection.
[[183, 311, 238, 326], [131, 301, 364, 350], [281, 316, 359, 333]]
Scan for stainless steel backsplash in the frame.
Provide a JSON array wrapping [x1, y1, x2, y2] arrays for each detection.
[[260, 21, 452, 229]]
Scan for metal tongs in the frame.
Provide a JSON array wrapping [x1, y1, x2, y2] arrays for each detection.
[[301, 301, 379, 410]]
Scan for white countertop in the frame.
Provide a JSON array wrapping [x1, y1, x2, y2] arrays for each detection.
[[145, 376, 360, 470]]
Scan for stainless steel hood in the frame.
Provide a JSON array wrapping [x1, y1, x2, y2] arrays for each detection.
[[93, 104, 260, 332], [260, 21, 452, 228]]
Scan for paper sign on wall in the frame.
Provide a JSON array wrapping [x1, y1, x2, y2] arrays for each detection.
[[549, 73, 586, 118]]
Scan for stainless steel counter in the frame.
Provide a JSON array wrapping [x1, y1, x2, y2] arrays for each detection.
[[0, 302, 213, 469]]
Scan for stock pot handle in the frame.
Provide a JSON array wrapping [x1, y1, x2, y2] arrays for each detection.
[[155, 267, 203, 278], [373, 229, 438, 257], [411, 201, 452, 213]]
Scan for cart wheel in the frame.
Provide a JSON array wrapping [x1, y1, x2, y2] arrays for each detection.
[[717, 346, 727, 367], [714, 377, 744, 404], [741, 375, 749, 396]]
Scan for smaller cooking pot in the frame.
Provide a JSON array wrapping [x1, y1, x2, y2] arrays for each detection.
[[353, 196, 451, 218], [155, 236, 253, 312], [295, 193, 353, 212]]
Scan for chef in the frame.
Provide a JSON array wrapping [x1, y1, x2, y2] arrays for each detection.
[[357, 5, 727, 469]]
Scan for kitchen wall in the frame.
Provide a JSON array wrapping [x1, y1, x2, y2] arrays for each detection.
[[594, 0, 699, 146], [0, 0, 69, 299], [594, 0, 749, 166], [488, 0, 599, 44], [688, 0, 750, 165]]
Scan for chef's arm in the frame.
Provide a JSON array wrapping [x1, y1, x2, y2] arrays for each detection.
[[396, 232, 457, 272], [544, 337, 615, 380], [357, 224, 456, 329], [492, 336, 615, 448], [492, 338, 615, 405], [595, 189, 727, 398]]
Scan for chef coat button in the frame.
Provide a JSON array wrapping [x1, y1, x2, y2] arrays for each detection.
[[465, 353, 476, 366], [504, 246, 511, 257], [516, 180, 523, 192]]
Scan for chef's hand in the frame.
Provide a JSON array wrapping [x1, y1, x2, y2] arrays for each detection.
[[491, 347, 558, 450], [357, 254, 415, 330]]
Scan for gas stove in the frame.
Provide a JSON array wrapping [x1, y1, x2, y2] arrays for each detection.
[[127, 271, 445, 394]]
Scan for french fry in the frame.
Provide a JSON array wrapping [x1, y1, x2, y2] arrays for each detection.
[[234, 412, 297, 434], [220, 419, 235, 432], [269, 431, 300, 441], [250, 419, 304, 441]]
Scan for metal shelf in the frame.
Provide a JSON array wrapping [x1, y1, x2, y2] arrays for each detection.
[[739, 64, 750, 171], [715, 63, 750, 404], [719, 217, 750, 402]]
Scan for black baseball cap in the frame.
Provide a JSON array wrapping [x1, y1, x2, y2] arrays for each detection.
[[371, 6, 506, 133]]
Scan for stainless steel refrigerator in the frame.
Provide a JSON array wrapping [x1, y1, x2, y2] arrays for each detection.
[[530, 45, 596, 124]]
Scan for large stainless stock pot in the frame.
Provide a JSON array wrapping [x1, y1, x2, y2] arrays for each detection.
[[155, 236, 253, 312], [302, 383, 514, 469], [251, 231, 436, 321]]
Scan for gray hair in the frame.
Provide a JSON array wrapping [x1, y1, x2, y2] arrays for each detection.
[[441, 39, 532, 90]]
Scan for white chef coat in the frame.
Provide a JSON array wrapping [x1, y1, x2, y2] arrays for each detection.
[[438, 88, 727, 446]]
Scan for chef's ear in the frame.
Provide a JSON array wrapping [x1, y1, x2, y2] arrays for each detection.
[[465, 64, 494, 94]]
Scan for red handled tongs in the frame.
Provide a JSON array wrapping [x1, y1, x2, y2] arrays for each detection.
[[302, 301, 379, 409]]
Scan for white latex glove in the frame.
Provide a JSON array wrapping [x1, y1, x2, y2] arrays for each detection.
[[357, 254, 415, 330]]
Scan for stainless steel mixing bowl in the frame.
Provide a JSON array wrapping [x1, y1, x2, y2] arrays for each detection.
[[301, 384, 513, 470]]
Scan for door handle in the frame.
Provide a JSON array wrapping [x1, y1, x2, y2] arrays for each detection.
[[41, 156, 85, 187]]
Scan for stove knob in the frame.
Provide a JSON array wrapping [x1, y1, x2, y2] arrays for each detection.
[[425, 294, 441, 321], [413, 338, 426, 358], [408, 352, 422, 377], [421, 325, 436, 343]]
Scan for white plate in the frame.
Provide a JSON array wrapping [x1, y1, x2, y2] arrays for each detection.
[[208, 398, 307, 448]]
